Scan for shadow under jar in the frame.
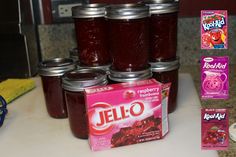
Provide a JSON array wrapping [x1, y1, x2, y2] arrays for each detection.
[[38, 58, 76, 118], [108, 67, 152, 84], [106, 4, 150, 72], [72, 4, 111, 67], [62, 69, 108, 139], [150, 58, 180, 113], [143, 0, 179, 61]]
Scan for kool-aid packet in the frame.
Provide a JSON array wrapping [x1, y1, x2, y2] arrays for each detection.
[[201, 10, 227, 49], [201, 109, 229, 150], [201, 56, 229, 99]]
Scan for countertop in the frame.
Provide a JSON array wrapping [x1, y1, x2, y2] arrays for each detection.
[[180, 65, 236, 157]]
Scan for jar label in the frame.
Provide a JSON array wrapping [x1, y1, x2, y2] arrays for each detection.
[[201, 56, 229, 99], [201, 10, 228, 49], [201, 108, 229, 150], [85, 79, 170, 151]]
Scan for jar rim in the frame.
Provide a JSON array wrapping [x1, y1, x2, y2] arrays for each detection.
[[150, 57, 180, 72], [105, 3, 150, 20], [72, 3, 107, 18], [144, 1, 179, 14], [62, 69, 108, 91], [38, 58, 76, 76], [108, 67, 152, 82]]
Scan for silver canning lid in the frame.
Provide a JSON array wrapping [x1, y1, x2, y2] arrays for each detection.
[[150, 58, 180, 72], [77, 64, 111, 74], [38, 58, 76, 76], [62, 69, 107, 92], [106, 4, 150, 20], [144, 1, 179, 14], [109, 67, 152, 82], [72, 4, 106, 18]]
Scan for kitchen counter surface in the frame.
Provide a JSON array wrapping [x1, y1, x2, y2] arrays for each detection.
[[180, 65, 236, 157]]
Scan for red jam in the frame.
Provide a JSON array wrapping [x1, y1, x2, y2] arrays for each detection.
[[62, 69, 107, 139], [151, 59, 179, 113], [38, 58, 76, 118], [145, 1, 179, 61], [106, 4, 150, 72], [72, 4, 111, 66]]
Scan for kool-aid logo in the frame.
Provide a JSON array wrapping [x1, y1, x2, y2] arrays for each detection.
[[88, 101, 145, 135], [202, 16, 225, 31], [203, 57, 227, 69], [203, 113, 226, 121]]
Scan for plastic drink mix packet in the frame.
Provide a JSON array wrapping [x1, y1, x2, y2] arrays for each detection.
[[201, 109, 229, 150], [201, 56, 229, 99], [85, 79, 170, 151], [201, 10, 228, 49]]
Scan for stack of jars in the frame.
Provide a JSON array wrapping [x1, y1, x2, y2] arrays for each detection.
[[38, 0, 180, 140]]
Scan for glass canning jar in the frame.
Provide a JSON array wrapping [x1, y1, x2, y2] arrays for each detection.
[[38, 58, 76, 118], [144, 0, 178, 61], [150, 58, 179, 113], [62, 69, 107, 139], [72, 4, 111, 67], [106, 4, 150, 72]]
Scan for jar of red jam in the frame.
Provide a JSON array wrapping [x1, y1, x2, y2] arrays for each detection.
[[144, 0, 178, 61], [72, 4, 111, 67], [106, 4, 150, 72], [108, 67, 152, 83], [38, 58, 76, 118], [62, 69, 107, 139], [150, 58, 179, 113]]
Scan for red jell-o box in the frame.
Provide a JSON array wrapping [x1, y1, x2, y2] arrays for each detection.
[[201, 109, 229, 150], [85, 79, 170, 151]]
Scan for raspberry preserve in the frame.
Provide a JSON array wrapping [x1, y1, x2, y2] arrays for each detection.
[[72, 4, 111, 67], [38, 58, 76, 118], [62, 69, 107, 139], [144, 0, 178, 61], [150, 58, 179, 113], [106, 4, 150, 72], [108, 67, 152, 83]]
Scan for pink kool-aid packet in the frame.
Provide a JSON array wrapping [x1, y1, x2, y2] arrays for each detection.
[[201, 56, 229, 99], [85, 79, 170, 151], [201, 109, 229, 150], [201, 10, 227, 49]]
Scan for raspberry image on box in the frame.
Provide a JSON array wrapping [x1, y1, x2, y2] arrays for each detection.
[[201, 10, 228, 49], [85, 79, 170, 151]]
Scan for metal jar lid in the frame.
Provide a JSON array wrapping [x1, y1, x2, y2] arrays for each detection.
[[150, 58, 180, 72], [77, 64, 111, 74], [105, 4, 150, 20], [143, 0, 179, 14], [108, 67, 152, 82], [62, 69, 108, 92], [38, 58, 76, 76], [72, 4, 106, 18]]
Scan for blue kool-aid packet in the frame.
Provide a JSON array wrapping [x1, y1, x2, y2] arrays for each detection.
[[0, 95, 7, 127]]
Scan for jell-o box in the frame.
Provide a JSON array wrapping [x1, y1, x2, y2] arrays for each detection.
[[85, 79, 170, 151], [201, 10, 228, 49], [201, 108, 229, 150]]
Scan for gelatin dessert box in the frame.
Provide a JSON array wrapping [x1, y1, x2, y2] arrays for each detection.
[[85, 79, 170, 151], [201, 56, 229, 99], [201, 108, 229, 150], [201, 10, 228, 49]]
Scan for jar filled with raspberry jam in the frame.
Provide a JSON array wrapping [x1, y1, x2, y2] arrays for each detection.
[[150, 58, 179, 113], [62, 69, 107, 139], [38, 58, 76, 118], [143, 0, 178, 61], [108, 67, 152, 83], [106, 4, 150, 72], [72, 4, 111, 67]]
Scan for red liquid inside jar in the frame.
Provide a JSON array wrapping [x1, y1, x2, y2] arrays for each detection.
[[74, 17, 110, 66], [62, 69, 107, 139], [41, 76, 67, 118], [150, 12, 178, 61], [64, 90, 88, 139], [108, 18, 149, 71]]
